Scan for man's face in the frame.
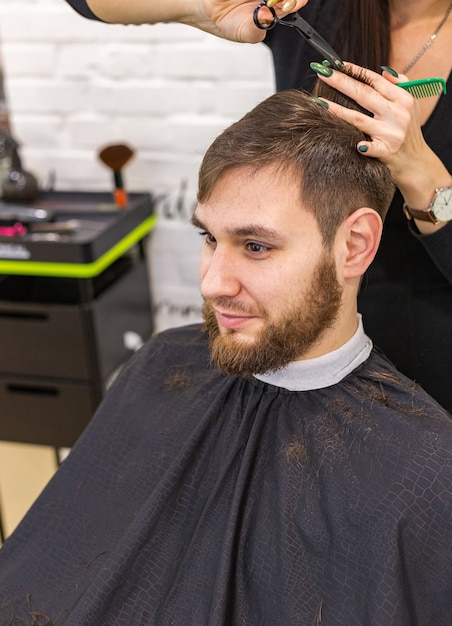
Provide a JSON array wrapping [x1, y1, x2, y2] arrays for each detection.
[[193, 166, 343, 377]]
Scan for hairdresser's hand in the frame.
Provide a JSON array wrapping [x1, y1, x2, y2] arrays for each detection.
[[194, 0, 309, 42], [314, 62, 451, 231], [87, 0, 309, 42]]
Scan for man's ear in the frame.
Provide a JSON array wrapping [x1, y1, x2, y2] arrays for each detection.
[[339, 208, 382, 279]]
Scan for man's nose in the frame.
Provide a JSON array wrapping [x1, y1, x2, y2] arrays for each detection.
[[200, 248, 241, 300]]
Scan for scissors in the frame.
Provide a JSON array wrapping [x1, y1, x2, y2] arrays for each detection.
[[253, 2, 344, 71]]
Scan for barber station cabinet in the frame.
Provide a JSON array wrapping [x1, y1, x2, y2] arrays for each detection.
[[0, 191, 155, 449]]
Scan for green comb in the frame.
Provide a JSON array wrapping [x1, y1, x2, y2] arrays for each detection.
[[398, 77, 447, 98]]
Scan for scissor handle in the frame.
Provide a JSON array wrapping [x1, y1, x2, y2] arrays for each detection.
[[253, 2, 278, 30], [253, 2, 344, 70]]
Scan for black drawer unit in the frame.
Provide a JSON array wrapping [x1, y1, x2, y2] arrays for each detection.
[[0, 191, 155, 447]]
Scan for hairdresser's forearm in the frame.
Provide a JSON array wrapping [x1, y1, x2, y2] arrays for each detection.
[[396, 148, 452, 235], [83, 0, 309, 41], [85, 0, 195, 24]]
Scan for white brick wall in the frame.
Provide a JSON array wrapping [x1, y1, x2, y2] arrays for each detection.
[[0, 0, 275, 200]]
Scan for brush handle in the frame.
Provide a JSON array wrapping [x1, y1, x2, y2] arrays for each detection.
[[114, 187, 128, 208], [113, 170, 124, 188], [113, 170, 127, 208]]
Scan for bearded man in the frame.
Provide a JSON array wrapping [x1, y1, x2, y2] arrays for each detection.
[[1, 90, 451, 626]]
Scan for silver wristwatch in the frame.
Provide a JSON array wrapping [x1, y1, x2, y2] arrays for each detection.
[[403, 186, 452, 224]]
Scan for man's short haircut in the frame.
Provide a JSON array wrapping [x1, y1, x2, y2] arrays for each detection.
[[197, 89, 395, 247]]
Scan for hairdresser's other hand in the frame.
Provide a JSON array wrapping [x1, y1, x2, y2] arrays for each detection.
[[315, 62, 451, 231], [86, 0, 309, 42]]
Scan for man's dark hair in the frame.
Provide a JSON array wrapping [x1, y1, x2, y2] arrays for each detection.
[[197, 89, 395, 246]]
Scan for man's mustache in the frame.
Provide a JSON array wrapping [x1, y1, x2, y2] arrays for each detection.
[[203, 297, 262, 317]]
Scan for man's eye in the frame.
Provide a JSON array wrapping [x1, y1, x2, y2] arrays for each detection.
[[199, 231, 216, 245], [246, 242, 269, 254]]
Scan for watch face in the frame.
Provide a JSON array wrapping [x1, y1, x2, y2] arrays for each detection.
[[432, 187, 452, 221]]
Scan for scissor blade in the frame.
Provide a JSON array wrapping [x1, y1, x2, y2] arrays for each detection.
[[281, 14, 344, 70]]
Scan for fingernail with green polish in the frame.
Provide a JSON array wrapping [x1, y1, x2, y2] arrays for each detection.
[[358, 144, 369, 153], [310, 61, 333, 77], [381, 66, 398, 78], [322, 60, 331, 68], [310, 97, 329, 109]]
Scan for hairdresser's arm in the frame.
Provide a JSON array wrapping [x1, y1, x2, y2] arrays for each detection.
[[68, 0, 308, 42]]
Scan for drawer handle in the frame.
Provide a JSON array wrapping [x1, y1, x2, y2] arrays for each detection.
[[7, 384, 59, 396], [0, 311, 48, 321]]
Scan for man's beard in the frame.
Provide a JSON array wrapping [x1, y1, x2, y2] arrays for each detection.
[[202, 254, 343, 378]]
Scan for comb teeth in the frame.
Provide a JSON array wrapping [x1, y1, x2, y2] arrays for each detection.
[[398, 78, 447, 99]]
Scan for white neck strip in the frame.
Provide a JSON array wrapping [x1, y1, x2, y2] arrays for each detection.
[[253, 315, 372, 391]]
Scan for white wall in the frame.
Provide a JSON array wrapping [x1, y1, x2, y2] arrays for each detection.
[[0, 0, 275, 201]]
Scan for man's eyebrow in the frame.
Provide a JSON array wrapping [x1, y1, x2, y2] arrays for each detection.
[[190, 213, 205, 230], [191, 213, 284, 242], [229, 225, 284, 241]]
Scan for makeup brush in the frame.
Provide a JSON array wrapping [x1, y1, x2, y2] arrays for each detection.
[[98, 143, 135, 208]]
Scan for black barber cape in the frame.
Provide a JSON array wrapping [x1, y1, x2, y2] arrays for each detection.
[[1, 325, 451, 625]]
